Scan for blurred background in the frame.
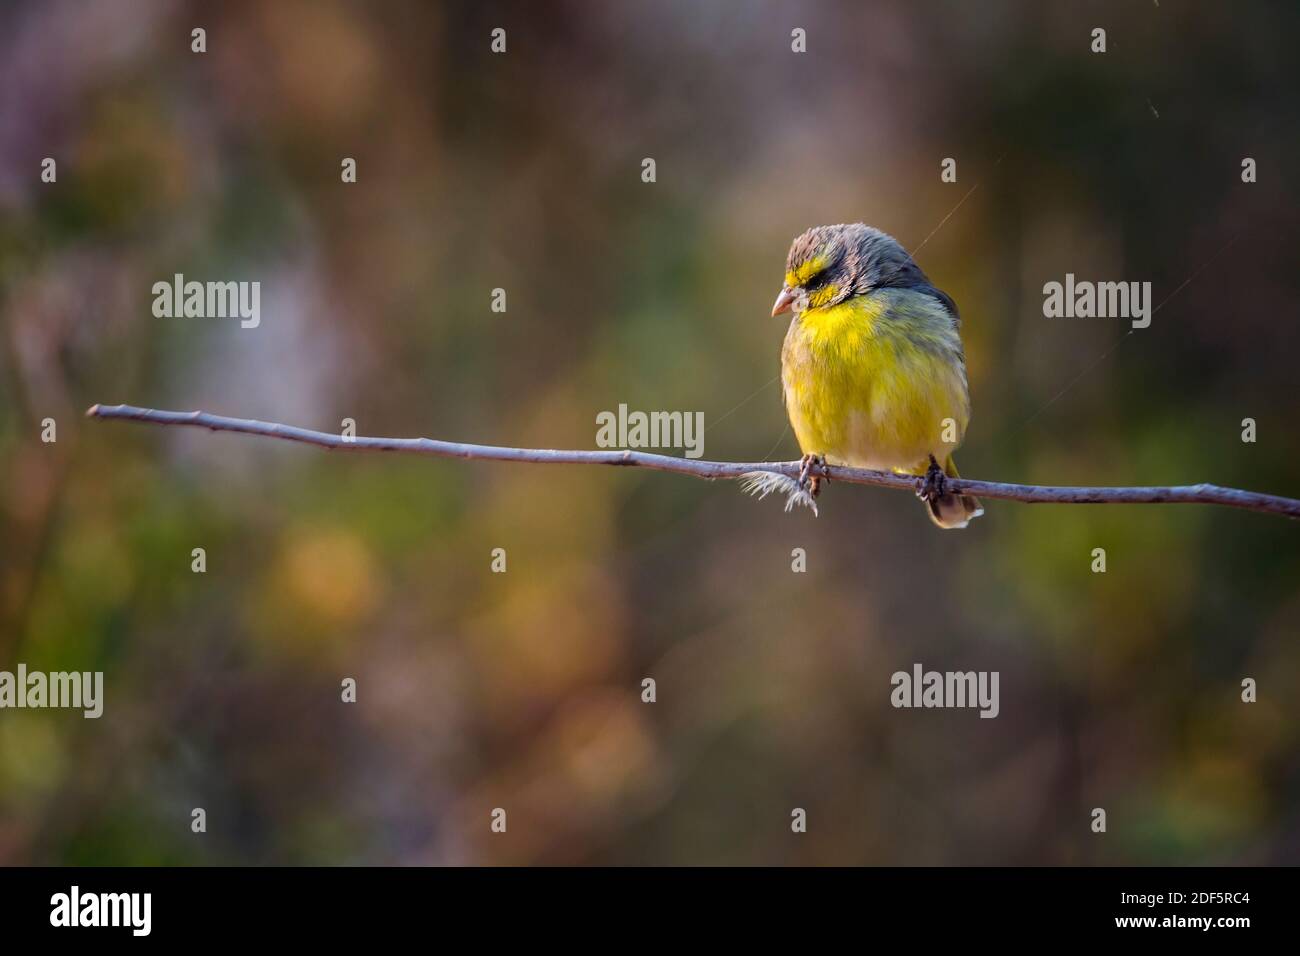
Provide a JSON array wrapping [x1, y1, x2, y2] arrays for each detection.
[[1, 0, 1298, 865]]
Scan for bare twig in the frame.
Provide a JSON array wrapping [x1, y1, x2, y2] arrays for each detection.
[[85, 404, 1300, 520]]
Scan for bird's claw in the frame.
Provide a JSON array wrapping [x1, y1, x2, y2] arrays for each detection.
[[799, 453, 827, 498], [915, 454, 946, 502]]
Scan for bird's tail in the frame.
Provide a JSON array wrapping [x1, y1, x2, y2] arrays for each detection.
[[926, 455, 983, 530]]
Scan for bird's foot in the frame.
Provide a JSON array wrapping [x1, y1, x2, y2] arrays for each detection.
[[915, 454, 946, 503], [798, 453, 827, 498]]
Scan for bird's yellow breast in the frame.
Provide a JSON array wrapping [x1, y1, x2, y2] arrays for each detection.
[[780, 289, 970, 473]]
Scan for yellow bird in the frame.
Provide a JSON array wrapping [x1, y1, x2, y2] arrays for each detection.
[[770, 223, 982, 528]]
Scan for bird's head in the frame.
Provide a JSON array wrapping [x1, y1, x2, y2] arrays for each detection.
[[772, 223, 920, 317]]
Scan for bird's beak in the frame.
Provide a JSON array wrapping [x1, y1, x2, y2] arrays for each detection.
[[771, 286, 796, 317]]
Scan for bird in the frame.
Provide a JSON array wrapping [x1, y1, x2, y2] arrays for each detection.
[[762, 223, 982, 529]]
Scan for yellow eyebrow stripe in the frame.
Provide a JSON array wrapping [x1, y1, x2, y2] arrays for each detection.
[[786, 255, 828, 288]]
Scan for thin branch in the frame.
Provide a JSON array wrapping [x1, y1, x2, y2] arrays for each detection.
[[85, 404, 1300, 519]]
